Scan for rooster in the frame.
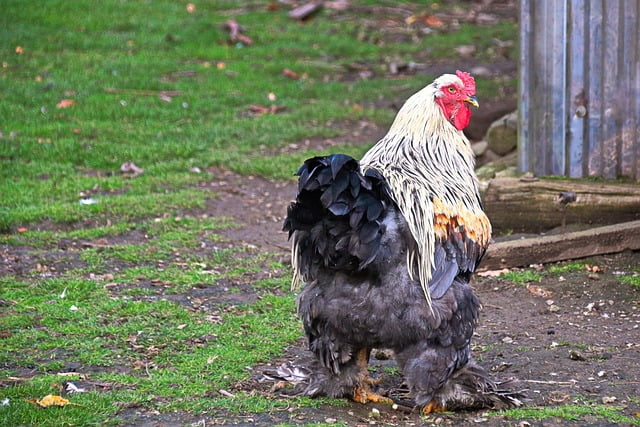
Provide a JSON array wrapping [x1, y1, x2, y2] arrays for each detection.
[[282, 71, 522, 412]]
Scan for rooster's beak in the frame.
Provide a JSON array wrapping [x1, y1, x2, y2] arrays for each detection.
[[465, 95, 479, 109]]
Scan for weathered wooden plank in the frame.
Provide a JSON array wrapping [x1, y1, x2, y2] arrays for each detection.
[[480, 220, 640, 270], [483, 177, 640, 233]]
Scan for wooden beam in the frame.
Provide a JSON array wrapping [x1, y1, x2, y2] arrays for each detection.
[[480, 220, 640, 270], [484, 177, 640, 233]]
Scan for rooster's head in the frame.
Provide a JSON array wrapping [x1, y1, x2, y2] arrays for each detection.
[[434, 70, 478, 131]]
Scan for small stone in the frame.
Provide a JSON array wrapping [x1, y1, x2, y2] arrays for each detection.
[[502, 336, 513, 344], [486, 111, 518, 155], [470, 65, 492, 77], [472, 140, 488, 156], [548, 304, 561, 313], [454, 45, 476, 57], [602, 396, 617, 404], [597, 370, 606, 377], [325, 418, 337, 423], [369, 407, 380, 419], [569, 349, 586, 361]]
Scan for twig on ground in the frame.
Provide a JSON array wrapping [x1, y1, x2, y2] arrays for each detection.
[[104, 88, 181, 97], [524, 379, 577, 385]]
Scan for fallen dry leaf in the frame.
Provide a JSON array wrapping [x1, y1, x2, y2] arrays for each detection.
[[247, 104, 286, 115], [29, 394, 80, 408], [422, 15, 444, 28], [477, 268, 510, 277], [15, 46, 24, 54], [224, 19, 253, 46], [585, 264, 601, 273], [526, 284, 553, 298], [120, 161, 144, 178], [56, 99, 76, 109], [282, 68, 299, 80], [404, 15, 418, 25]]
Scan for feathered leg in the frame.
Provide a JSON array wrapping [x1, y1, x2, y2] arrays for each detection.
[[395, 341, 465, 412], [396, 343, 524, 412], [352, 348, 393, 405]]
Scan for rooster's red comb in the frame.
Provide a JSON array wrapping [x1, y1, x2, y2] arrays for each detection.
[[456, 70, 476, 94]]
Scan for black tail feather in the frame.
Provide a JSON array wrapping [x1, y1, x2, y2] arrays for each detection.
[[284, 154, 392, 280]]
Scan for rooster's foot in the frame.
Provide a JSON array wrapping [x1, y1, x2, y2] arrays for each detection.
[[422, 400, 446, 414], [352, 385, 393, 405]]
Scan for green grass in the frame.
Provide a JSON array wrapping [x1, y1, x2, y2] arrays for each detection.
[[620, 274, 640, 289], [0, 0, 519, 425], [497, 403, 640, 425], [0, 0, 516, 232], [547, 260, 591, 275], [499, 270, 542, 284]]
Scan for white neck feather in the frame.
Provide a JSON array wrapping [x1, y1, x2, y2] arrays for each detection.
[[359, 81, 483, 308]]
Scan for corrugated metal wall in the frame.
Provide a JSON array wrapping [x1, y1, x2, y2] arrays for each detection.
[[519, 0, 640, 180]]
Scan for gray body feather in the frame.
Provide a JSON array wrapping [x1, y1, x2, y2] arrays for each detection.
[[295, 207, 480, 405]]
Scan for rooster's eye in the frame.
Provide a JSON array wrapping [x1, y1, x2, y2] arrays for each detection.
[[447, 86, 456, 93]]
